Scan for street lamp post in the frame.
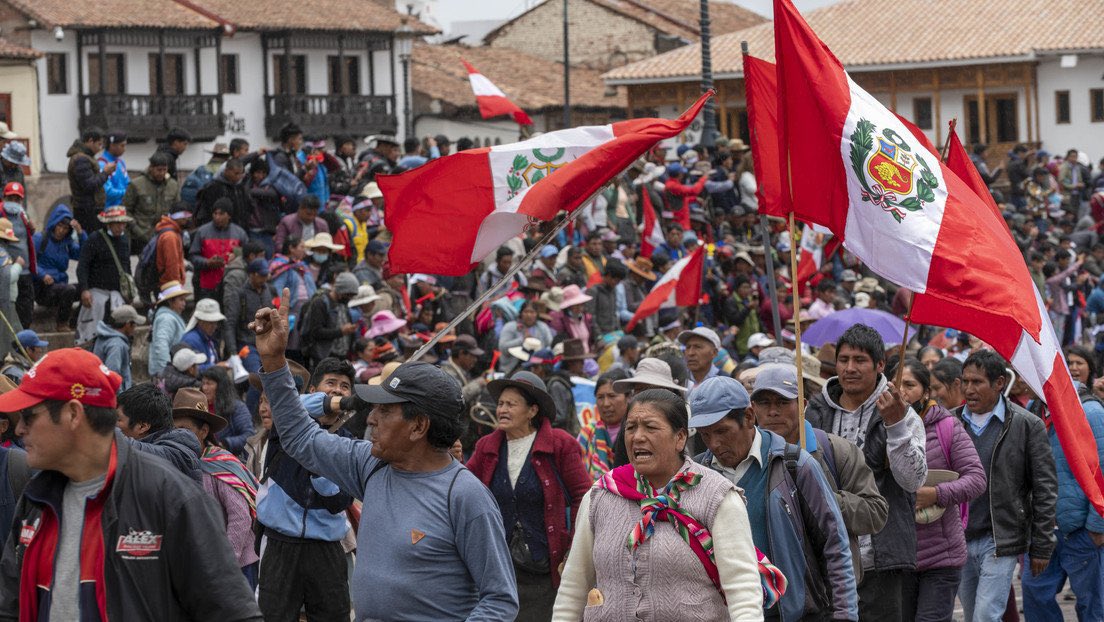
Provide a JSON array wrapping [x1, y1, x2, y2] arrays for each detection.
[[699, 0, 717, 149], [562, 0, 571, 128], [396, 23, 414, 140]]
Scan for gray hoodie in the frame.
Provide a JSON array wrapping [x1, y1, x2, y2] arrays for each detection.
[[806, 373, 927, 571]]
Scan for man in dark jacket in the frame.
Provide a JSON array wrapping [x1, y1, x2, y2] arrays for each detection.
[[693, 374, 858, 621], [195, 158, 251, 229], [586, 259, 626, 335], [270, 123, 304, 179], [804, 324, 928, 620], [67, 127, 114, 233], [0, 348, 261, 620], [121, 152, 180, 251], [116, 382, 202, 482], [954, 350, 1057, 622], [299, 272, 358, 367], [156, 127, 190, 179], [189, 199, 248, 299], [75, 206, 133, 344], [223, 258, 275, 373]]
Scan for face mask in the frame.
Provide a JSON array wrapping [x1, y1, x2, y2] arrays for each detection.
[[312, 253, 329, 264]]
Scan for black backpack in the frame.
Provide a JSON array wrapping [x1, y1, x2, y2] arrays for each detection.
[[134, 231, 166, 302]]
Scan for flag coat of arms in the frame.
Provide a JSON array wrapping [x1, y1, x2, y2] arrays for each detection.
[[380, 92, 713, 276], [773, 0, 1104, 511]]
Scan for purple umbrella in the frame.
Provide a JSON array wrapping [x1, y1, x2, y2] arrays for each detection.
[[801, 307, 916, 348]]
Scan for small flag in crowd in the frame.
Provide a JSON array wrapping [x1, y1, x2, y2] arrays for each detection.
[[795, 225, 839, 288], [772, 0, 1104, 511], [639, 189, 664, 259], [625, 244, 704, 332], [462, 60, 533, 126], [380, 91, 713, 276]]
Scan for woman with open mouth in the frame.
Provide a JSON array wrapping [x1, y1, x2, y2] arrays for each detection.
[[552, 389, 779, 621]]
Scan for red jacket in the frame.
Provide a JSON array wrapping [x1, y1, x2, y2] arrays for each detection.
[[664, 175, 708, 229], [466, 418, 591, 586], [154, 216, 185, 287]]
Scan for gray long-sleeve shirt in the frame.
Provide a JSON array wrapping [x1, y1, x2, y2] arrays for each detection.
[[259, 365, 518, 621]]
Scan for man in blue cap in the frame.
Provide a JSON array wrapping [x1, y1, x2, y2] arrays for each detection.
[[529, 245, 559, 290], [1, 330, 47, 384], [693, 374, 857, 622], [355, 239, 388, 288]]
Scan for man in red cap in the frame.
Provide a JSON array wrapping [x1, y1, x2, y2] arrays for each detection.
[[0, 348, 261, 620]]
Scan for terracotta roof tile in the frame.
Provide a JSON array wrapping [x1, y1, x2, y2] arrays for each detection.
[[185, 0, 437, 33], [605, 0, 1104, 82], [487, 0, 763, 44], [5, 0, 219, 29], [413, 43, 626, 112], [0, 37, 42, 60]]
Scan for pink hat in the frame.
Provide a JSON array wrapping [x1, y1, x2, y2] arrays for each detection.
[[559, 284, 593, 309], [367, 310, 406, 338]]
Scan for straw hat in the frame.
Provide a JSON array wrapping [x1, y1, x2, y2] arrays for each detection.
[[156, 280, 191, 306], [367, 361, 403, 386], [304, 232, 344, 251], [347, 284, 381, 308], [0, 219, 17, 242], [625, 257, 657, 281], [540, 287, 564, 312]]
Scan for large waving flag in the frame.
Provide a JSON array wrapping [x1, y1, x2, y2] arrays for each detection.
[[462, 60, 533, 126], [625, 245, 704, 332], [743, 54, 784, 217], [380, 92, 712, 276], [773, 0, 1104, 512]]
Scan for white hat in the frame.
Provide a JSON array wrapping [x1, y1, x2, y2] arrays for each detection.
[[184, 298, 227, 333], [0, 123, 15, 140], [677, 327, 721, 350], [172, 348, 207, 372], [508, 337, 544, 362], [747, 333, 773, 349], [612, 358, 687, 395], [304, 232, 344, 251], [348, 284, 381, 308]]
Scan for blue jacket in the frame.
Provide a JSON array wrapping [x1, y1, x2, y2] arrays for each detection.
[[181, 327, 219, 371], [92, 321, 132, 390], [697, 429, 858, 622], [98, 151, 129, 207], [298, 151, 330, 206], [218, 400, 254, 459], [148, 306, 185, 377], [33, 205, 84, 285], [1053, 394, 1104, 534], [256, 392, 351, 542]]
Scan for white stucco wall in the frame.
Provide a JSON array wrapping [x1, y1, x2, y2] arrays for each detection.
[[0, 61, 41, 177], [413, 116, 524, 147], [1037, 54, 1104, 162]]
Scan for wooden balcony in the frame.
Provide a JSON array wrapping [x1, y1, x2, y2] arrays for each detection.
[[79, 94, 223, 142], [265, 94, 397, 139]]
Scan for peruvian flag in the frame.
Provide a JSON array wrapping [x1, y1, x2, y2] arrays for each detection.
[[743, 53, 784, 217], [380, 92, 713, 276], [625, 244, 704, 332], [640, 187, 664, 258], [773, 0, 1104, 511], [795, 224, 840, 287], [463, 60, 533, 126]]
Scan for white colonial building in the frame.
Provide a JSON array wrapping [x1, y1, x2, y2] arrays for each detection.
[[0, 0, 434, 173]]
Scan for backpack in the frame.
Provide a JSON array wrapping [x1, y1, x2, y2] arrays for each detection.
[[181, 166, 215, 207], [295, 291, 329, 350], [134, 231, 166, 302], [265, 155, 307, 212]]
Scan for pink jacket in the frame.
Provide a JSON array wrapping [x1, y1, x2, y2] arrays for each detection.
[[915, 403, 988, 570]]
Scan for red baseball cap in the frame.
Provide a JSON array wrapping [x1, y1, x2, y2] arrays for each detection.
[[2, 182, 23, 199], [0, 348, 122, 412]]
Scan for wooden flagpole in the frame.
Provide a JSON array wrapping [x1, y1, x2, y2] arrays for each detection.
[[789, 212, 806, 448], [893, 119, 957, 388]]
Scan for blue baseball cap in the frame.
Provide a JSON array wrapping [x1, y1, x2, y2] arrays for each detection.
[[688, 376, 750, 428], [750, 365, 801, 401], [367, 239, 389, 255], [15, 329, 47, 349], [666, 162, 688, 177], [540, 245, 559, 259], [247, 258, 270, 276]]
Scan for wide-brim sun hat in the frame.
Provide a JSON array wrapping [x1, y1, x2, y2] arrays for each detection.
[[612, 358, 686, 395], [304, 232, 345, 251], [348, 285, 381, 308], [367, 310, 406, 338], [488, 371, 557, 423], [156, 280, 191, 306], [508, 337, 543, 362], [97, 206, 133, 223], [559, 284, 592, 309]]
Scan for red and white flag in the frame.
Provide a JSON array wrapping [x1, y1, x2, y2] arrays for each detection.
[[773, 0, 1104, 511], [625, 245, 704, 332], [640, 188, 664, 258], [380, 92, 713, 276], [462, 60, 533, 126], [795, 224, 840, 287], [743, 53, 784, 217]]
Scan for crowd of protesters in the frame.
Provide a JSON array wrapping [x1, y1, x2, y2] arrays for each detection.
[[0, 114, 1099, 621]]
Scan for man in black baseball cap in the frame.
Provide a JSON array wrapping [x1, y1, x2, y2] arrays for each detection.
[[251, 290, 518, 620]]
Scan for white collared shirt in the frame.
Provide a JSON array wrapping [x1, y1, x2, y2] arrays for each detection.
[[712, 428, 763, 485]]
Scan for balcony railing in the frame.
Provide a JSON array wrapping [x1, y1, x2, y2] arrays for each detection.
[[79, 94, 223, 142], [265, 94, 396, 139]]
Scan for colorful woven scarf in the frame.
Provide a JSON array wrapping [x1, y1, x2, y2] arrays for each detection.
[[596, 464, 787, 607], [201, 445, 259, 519], [578, 421, 614, 480]]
